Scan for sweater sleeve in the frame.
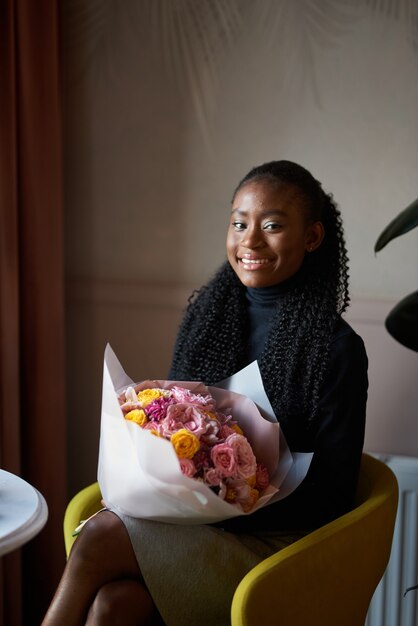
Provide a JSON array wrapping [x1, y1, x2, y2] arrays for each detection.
[[218, 325, 368, 533]]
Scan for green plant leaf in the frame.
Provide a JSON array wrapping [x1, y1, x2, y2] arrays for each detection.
[[385, 291, 418, 352], [404, 584, 418, 597], [374, 198, 418, 252]]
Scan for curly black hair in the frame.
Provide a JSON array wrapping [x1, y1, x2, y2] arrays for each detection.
[[169, 160, 350, 423]]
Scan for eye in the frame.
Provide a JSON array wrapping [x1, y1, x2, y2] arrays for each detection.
[[232, 221, 246, 231], [263, 221, 283, 231]]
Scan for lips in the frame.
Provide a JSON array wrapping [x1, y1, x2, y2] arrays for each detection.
[[238, 256, 273, 270]]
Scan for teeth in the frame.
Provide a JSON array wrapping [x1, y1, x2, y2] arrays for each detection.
[[240, 258, 269, 265]]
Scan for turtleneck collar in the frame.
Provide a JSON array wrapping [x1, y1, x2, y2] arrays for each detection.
[[245, 266, 303, 305]]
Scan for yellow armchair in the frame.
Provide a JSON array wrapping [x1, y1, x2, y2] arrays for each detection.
[[64, 453, 398, 625], [231, 453, 398, 626]]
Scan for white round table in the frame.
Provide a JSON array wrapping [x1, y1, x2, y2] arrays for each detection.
[[0, 469, 48, 557]]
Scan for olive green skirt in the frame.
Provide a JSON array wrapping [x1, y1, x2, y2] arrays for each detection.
[[109, 508, 305, 626]]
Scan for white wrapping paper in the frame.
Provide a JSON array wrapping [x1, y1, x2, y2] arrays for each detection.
[[98, 344, 313, 525]]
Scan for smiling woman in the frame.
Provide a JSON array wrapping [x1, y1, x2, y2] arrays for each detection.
[[42, 160, 367, 626], [171, 160, 353, 422]]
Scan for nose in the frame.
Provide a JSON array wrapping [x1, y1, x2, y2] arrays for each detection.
[[241, 226, 263, 249]]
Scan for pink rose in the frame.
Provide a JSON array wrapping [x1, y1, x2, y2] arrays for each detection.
[[255, 464, 270, 491], [141, 421, 164, 436], [211, 442, 237, 478], [170, 387, 216, 410], [218, 423, 238, 440], [226, 433, 257, 479], [199, 416, 221, 445], [162, 403, 208, 438], [179, 458, 196, 478], [204, 467, 222, 486]]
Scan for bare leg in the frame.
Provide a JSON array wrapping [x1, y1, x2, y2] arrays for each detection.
[[42, 511, 158, 626], [85, 579, 162, 626]]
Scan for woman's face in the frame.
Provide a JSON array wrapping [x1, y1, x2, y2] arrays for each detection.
[[226, 180, 324, 288]]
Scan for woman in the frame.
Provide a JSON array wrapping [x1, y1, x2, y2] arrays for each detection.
[[42, 160, 368, 625]]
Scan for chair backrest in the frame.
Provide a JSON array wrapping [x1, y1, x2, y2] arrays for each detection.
[[231, 453, 399, 626]]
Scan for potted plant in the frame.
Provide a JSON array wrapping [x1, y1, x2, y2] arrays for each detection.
[[374, 197, 418, 353], [375, 197, 418, 598]]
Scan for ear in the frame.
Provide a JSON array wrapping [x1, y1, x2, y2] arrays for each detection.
[[305, 221, 325, 253]]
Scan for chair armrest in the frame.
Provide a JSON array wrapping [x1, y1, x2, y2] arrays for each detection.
[[63, 482, 103, 557]]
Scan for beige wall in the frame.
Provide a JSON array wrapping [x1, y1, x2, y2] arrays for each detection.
[[63, 1, 418, 494]]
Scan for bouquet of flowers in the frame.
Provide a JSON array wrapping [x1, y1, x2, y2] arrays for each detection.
[[98, 344, 312, 525], [119, 383, 270, 513]]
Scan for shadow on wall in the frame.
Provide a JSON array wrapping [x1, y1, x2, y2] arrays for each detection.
[[61, 1, 418, 494], [65, 278, 193, 496], [61, 3, 197, 495]]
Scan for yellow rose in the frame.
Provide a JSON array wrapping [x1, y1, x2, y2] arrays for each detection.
[[225, 486, 238, 503], [171, 428, 200, 459], [204, 411, 219, 421], [232, 424, 244, 436], [137, 388, 165, 407], [124, 409, 147, 426], [241, 488, 260, 512], [246, 474, 256, 487]]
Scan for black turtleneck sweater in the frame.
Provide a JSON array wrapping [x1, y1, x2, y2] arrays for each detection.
[[217, 282, 368, 534], [244, 283, 286, 364]]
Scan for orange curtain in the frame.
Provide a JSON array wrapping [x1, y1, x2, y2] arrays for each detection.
[[0, 0, 67, 624]]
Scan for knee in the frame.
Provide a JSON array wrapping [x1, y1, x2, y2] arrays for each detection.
[[70, 511, 125, 567], [82, 509, 122, 541], [87, 580, 156, 625], [88, 583, 122, 624]]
